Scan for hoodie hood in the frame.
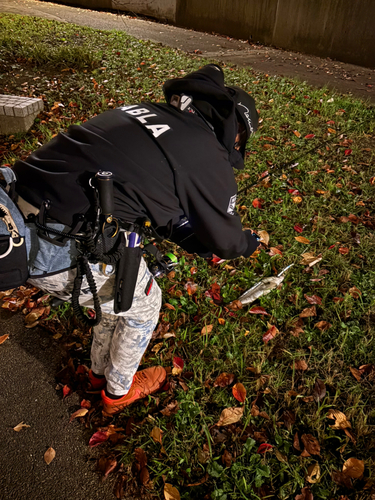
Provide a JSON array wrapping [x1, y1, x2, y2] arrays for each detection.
[[163, 64, 245, 169]]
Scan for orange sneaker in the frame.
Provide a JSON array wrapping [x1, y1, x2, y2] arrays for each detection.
[[102, 366, 167, 416], [88, 370, 106, 390]]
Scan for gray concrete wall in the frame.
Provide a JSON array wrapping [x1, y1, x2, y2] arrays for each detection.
[[175, 0, 375, 68], [53, 0, 375, 68], [113, 0, 176, 22]]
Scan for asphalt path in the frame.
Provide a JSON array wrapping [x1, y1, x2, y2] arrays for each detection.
[[0, 0, 374, 102], [0, 308, 116, 500]]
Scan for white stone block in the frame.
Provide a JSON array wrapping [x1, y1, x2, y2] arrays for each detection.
[[4, 105, 14, 117], [13, 103, 29, 118]]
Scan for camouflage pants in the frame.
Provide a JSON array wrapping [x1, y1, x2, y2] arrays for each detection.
[[28, 258, 162, 395]]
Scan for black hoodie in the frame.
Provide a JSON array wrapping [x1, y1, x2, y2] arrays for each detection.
[[14, 65, 259, 260]]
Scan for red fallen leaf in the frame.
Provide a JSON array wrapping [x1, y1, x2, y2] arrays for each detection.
[[76, 364, 88, 375], [211, 256, 226, 265], [304, 294, 322, 305], [63, 385, 72, 398], [87, 309, 96, 319], [339, 247, 350, 255], [269, 247, 283, 257], [173, 356, 184, 370], [252, 198, 264, 209], [213, 372, 235, 387], [249, 306, 270, 316], [288, 189, 300, 195], [89, 430, 109, 447], [263, 325, 279, 343], [345, 149, 352, 156], [80, 399, 91, 409], [294, 225, 303, 233], [304, 134, 315, 139], [232, 382, 247, 402], [257, 443, 273, 454], [205, 282, 222, 304]]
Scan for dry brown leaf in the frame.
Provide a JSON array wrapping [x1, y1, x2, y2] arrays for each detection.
[[313, 379, 326, 402], [13, 422, 31, 432], [292, 359, 308, 371], [349, 367, 362, 381], [216, 407, 244, 427], [301, 434, 321, 456], [213, 372, 235, 388], [151, 342, 163, 354], [331, 470, 353, 489], [299, 306, 317, 318], [295, 486, 314, 500], [134, 448, 147, 469], [300, 252, 321, 266], [315, 321, 332, 331], [295, 236, 311, 244], [275, 449, 288, 463], [348, 286, 361, 299], [228, 299, 243, 311], [164, 483, 180, 500], [293, 432, 301, 451], [327, 409, 351, 429], [258, 230, 270, 246], [44, 447, 56, 465], [343, 457, 365, 479], [0, 334, 9, 345], [69, 408, 88, 422], [150, 426, 163, 445], [187, 474, 209, 487], [201, 324, 213, 335], [293, 130, 301, 138], [222, 449, 233, 467], [139, 466, 149, 485], [304, 294, 322, 305], [160, 401, 179, 417], [306, 462, 321, 483]]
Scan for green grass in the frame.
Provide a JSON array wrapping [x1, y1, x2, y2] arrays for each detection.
[[1, 13, 375, 500]]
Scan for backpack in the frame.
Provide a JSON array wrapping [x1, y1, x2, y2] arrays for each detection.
[[0, 167, 29, 291]]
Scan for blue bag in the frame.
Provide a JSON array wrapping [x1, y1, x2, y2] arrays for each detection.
[[0, 167, 29, 291]]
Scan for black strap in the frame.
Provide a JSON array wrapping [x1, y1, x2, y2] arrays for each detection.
[[71, 254, 102, 327]]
